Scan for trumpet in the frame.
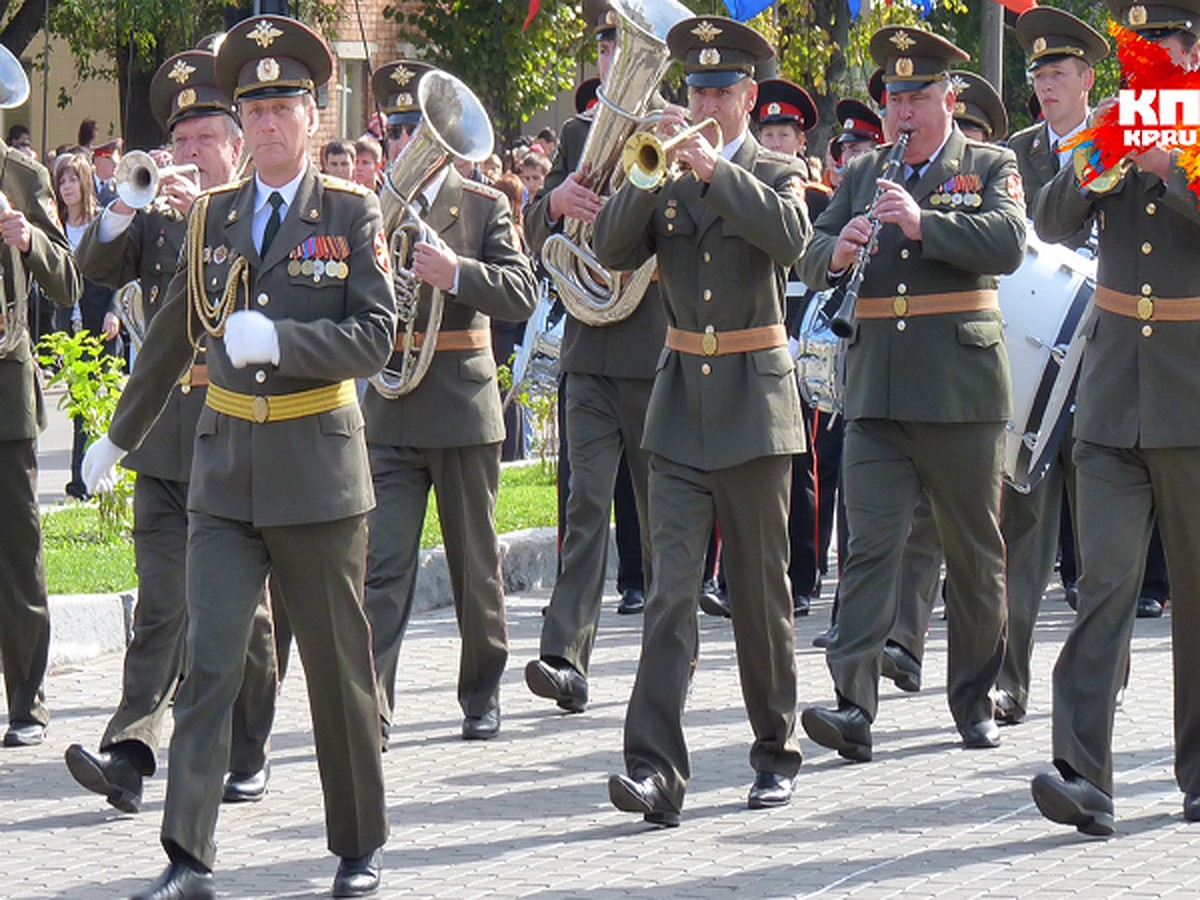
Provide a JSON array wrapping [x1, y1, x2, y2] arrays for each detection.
[[621, 116, 723, 191], [115, 150, 199, 215], [114, 280, 147, 353]]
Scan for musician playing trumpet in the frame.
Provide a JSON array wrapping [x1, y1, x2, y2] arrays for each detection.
[[797, 27, 1025, 761]]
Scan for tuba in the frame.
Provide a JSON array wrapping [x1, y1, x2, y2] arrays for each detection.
[[0, 44, 32, 358], [114, 280, 147, 352], [115, 150, 199, 217], [540, 0, 691, 326], [370, 70, 494, 399]]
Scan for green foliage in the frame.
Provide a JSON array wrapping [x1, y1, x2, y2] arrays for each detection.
[[37, 329, 133, 538], [42, 505, 136, 594], [498, 353, 559, 467]]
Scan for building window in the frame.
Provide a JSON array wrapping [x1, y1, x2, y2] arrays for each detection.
[[339, 58, 367, 137]]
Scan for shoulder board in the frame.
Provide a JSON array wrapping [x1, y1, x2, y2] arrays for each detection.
[[756, 148, 796, 166], [462, 179, 503, 201], [319, 173, 371, 196], [1008, 122, 1041, 144], [3, 148, 42, 176], [205, 176, 247, 196]]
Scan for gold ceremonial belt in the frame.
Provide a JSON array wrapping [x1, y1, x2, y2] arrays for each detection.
[[394, 329, 493, 352], [666, 324, 787, 357], [1095, 285, 1200, 322], [857, 289, 999, 319], [205, 380, 357, 424]]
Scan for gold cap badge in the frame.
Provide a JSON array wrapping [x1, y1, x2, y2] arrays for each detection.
[[256, 57, 281, 82], [177, 88, 196, 109], [168, 59, 196, 85], [692, 20, 722, 42], [890, 30, 916, 52], [247, 20, 284, 49], [1033, 36, 1047, 54], [767, 102, 781, 115], [699, 47, 721, 66], [391, 65, 415, 87], [1128, 5, 1148, 27], [896, 57, 914, 77]]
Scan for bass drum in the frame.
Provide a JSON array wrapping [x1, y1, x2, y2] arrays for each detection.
[[793, 285, 842, 415], [998, 231, 1096, 493]]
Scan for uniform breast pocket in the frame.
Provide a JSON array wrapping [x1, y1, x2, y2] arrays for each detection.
[[751, 346, 795, 378], [653, 205, 696, 240], [287, 272, 348, 321], [458, 354, 496, 383]]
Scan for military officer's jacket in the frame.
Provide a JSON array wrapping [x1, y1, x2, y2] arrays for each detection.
[[0, 142, 83, 441], [1008, 119, 1092, 248], [77, 208, 202, 482], [526, 112, 667, 381], [364, 166, 537, 447], [109, 163, 397, 526], [1034, 159, 1200, 449], [593, 132, 810, 471], [801, 128, 1026, 424]]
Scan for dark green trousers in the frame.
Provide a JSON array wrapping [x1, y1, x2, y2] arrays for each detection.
[[540, 374, 653, 675], [163, 512, 386, 869], [623, 453, 800, 812]]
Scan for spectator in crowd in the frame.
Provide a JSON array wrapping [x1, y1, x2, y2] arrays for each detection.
[[320, 138, 355, 180], [481, 153, 503, 183], [77, 118, 97, 151], [517, 151, 550, 205], [91, 139, 122, 205], [7, 125, 34, 159], [354, 135, 383, 191]]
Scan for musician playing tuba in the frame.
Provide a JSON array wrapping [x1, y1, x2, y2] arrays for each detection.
[[361, 60, 537, 745]]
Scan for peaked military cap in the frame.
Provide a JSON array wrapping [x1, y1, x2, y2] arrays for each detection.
[[582, 0, 618, 40], [150, 50, 237, 132], [93, 138, 122, 158], [216, 15, 332, 103], [835, 98, 883, 144], [667, 16, 775, 88], [195, 33, 226, 54], [575, 76, 600, 115], [1017, 8, 1109, 68], [754, 79, 817, 131], [869, 26, 969, 95], [948, 71, 1008, 142], [372, 60, 434, 127], [1104, 0, 1200, 36], [868, 67, 887, 110]]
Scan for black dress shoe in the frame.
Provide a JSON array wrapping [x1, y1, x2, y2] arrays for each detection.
[[607, 773, 680, 827], [524, 658, 588, 712], [222, 765, 268, 803], [1185, 792, 1200, 822], [130, 862, 215, 900], [3, 721, 45, 747], [332, 847, 382, 898], [993, 688, 1026, 726], [960, 719, 1001, 749], [699, 580, 731, 618], [881, 642, 921, 693], [792, 594, 811, 617], [65, 743, 144, 812], [462, 708, 500, 740], [617, 587, 645, 615], [812, 623, 838, 649], [747, 771, 793, 809], [1063, 581, 1079, 611], [1137, 595, 1165, 618], [801, 703, 872, 762], [1030, 771, 1114, 836]]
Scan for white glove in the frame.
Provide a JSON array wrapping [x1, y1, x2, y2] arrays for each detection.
[[223, 310, 280, 368], [82, 434, 127, 496]]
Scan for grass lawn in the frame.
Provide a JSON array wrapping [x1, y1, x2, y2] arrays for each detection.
[[44, 460, 559, 595]]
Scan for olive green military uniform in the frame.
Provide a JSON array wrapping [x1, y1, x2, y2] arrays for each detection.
[[108, 165, 394, 868], [363, 167, 536, 731], [799, 128, 1026, 731], [0, 143, 83, 735], [76, 206, 278, 776], [525, 111, 667, 681], [1034, 155, 1200, 800], [594, 132, 810, 811]]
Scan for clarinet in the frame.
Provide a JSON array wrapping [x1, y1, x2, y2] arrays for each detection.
[[829, 131, 911, 338]]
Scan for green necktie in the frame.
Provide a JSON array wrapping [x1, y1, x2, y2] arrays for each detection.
[[261, 191, 284, 256]]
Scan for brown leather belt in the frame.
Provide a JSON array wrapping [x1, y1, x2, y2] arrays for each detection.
[[395, 329, 492, 352], [1095, 285, 1200, 321], [666, 324, 787, 357], [179, 364, 209, 393], [856, 289, 999, 319]]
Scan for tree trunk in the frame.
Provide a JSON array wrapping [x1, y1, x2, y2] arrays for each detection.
[[0, 0, 59, 59]]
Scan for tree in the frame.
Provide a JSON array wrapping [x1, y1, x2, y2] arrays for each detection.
[[1, 0, 66, 60]]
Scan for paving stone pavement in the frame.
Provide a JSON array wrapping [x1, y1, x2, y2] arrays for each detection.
[[3, 586, 1196, 898]]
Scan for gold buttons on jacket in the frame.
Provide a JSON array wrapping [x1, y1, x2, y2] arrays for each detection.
[[254, 369, 267, 384], [900, 249, 910, 260], [1146, 202, 1157, 215], [154, 262, 162, 273], [896, 320, 907, 331], [896, 283, 907, 294], [666, 223, 674, 233], [703, 251, 711, 263], [1142, 325, 1153, 337], [1141, 283, 1153, 296], [701, 362, 712, 375], [257, 292, 270, 307], [702, 289, 712, 302], [1141, 242, 1153, 255]]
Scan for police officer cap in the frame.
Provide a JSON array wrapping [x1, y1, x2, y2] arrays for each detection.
[[868, 67, 887, 110], [1103, 0, 1200, 37], [583, 0, 618, 41], [948, 71, 1008, 142], [835, 98, 883, 145], [667, 17, 775, 89], [372, 60, 434, 128], [1016, 8, 1109, 68], [869, 26, 969, 95], [754, 79, 818, 131], [216, 15, 333, 103], [150, 50, 238, 132], [93, 138, 123, 158], [575, 76, 600, 115]]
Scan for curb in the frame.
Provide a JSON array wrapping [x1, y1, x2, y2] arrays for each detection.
[[48, 526, 618, 667]]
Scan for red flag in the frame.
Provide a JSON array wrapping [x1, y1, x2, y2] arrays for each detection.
[[995, 0, 1037, 12], [523, 0, 540, 30]]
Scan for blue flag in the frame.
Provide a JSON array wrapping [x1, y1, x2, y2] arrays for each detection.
[[721, 0, 774, 22]]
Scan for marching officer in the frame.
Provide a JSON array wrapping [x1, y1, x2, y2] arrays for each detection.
[[1030, 0, 1200, 834], [523, 0, 668, 714], [363, 59, 536, 744], [83, 16, 393, 897], [595, 16, 810, 824], [66, 46, 279, 814], [798, 27, 1026, 760], [0, 110, 83, 749]]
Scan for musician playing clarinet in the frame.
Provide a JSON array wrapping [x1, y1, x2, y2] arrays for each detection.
[[797, 26, 1025, 761]]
